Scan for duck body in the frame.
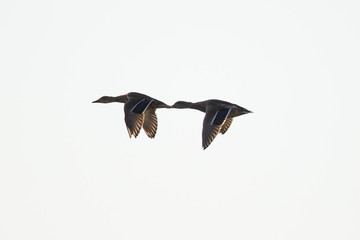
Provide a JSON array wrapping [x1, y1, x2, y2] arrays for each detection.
[[93, 92, 170, 138], [172, 99, 251, 149]]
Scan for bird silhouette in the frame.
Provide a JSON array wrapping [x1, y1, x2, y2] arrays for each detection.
[[93, 92, 170, 138], [172, 99, 252, 149]]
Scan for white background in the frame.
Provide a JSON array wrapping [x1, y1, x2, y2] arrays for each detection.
[[1, 0, 360, 239]]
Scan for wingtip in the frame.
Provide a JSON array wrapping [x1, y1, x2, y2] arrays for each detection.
[[202, 143, 209, 150], [127, 128, 133, 138]]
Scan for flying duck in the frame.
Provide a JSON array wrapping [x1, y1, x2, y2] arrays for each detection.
[[172, 100, 252, 149], [93, 92, 170, 138]]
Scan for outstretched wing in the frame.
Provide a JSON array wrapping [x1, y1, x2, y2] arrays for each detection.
[[143, 109, 158, 138], [124, 99, 153, 138], [132, 99, 154, 114], [220, 118, 233, 134], [202, 108, 232, 149]]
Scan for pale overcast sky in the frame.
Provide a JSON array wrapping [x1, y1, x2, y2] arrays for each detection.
[[1, 0, 360, 239]]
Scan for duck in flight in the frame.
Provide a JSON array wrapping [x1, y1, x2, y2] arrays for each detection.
[[172, 100, 252, 149], [93, 92, 170, 138]]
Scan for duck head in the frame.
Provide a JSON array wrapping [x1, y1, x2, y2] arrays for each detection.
[[92, 96, 117, 103], [172, 101, 193, 109], [92, 95, 128, 104]]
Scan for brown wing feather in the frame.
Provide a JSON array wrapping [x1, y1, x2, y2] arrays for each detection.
[[143, 109, 158, 138], [124, 99, 145, 138], [202, 110, 222, 149], [220, 118, 233, 135]]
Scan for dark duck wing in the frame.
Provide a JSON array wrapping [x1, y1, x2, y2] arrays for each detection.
[[202, 108, 232, 149], [220, 117, 233, 134], [143, 108, 158, 138], [124, 98, 154, 138]]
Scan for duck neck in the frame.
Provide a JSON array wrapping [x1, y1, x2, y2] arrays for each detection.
[[192, 102, 205, 112], [177, 101, 205, 112], [113, 95, 128, 103]]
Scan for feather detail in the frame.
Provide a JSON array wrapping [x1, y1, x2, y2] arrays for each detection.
[[143, 109, 158, 138], [220, 118, 233, 134]]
